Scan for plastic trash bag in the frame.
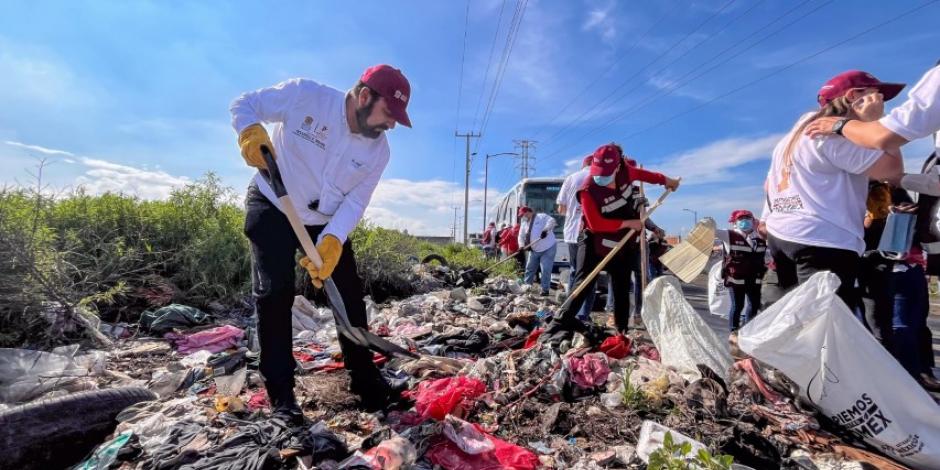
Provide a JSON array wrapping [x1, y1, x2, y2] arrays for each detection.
[[413, 376, 486, 421], [443, 415, 495, 455], [139, 304, 209, 335], [599, 335, 631, 359], [425, 424, 539, 470], [739, 272, 940, 469], [641, 276, 733, 381], [0, 345, 105, 404], [75, 431, 134, 470], [635, 421, 708, 464], [707, 262, 731, 319]]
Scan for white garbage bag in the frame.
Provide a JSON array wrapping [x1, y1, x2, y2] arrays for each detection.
[[738, 272, 940, 469], [641, 276, 733, 381], [707, 262, 731, 319]]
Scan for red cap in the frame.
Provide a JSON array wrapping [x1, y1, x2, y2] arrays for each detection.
[[517, 206, 533, 218], [589, 144, 623, 177], [360, 64, 412, 127], [817, 70, 905, 107], [729, 210, 754, 223], [581, 155, 593, 168]]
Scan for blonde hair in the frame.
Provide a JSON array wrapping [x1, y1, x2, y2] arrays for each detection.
[[777, 96, 856, 191]]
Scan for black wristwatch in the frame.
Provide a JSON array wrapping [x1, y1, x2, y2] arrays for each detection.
[[832, 118, 851, 136]]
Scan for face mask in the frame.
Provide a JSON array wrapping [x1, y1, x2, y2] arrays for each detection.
[[593, 174, 615, 186], [736, 219, 753, 231]]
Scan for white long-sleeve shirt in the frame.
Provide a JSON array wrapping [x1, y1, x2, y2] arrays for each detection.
[[230, 78, 390, 244], [556, 168, 589, 244], [518, 213, 557, 253]]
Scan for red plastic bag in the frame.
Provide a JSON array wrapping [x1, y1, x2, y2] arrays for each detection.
[[522, 328, 544, 349], [425, 425, 539, 470], [414, 376, 486, 420], [599, 335, 631, 359]]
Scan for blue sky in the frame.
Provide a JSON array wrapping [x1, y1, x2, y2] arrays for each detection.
[[1, 0, 938, 237]]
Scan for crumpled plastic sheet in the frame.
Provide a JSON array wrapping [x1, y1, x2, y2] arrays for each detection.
[[412, 376, 487, 421], [425, 423, 539, 470], [0, 344, 106, 404], [140, 304, 210, 335], [599, 335, 631, 359], [566, 353, 611, 389], [165, 325, 244, 355], [291, 295, 335, 339], [443, 415, 495, 455]]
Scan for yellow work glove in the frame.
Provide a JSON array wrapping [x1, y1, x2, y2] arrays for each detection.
[[298, 235, 343, 288], [238, 123, 274, 169]]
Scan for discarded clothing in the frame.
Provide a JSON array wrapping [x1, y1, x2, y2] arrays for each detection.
[[165, 325, 244, 355], [425, 424, 539, 470], [140, 304, 210, 335], [566, 353, 610, 389]]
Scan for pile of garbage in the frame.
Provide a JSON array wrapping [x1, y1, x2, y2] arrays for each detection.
[[1, 271, 937, 469]]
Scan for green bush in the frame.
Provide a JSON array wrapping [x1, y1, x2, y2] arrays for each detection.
[[0, 174, 510, 347]]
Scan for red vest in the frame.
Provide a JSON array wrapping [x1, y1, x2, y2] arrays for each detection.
[[578, 171, 641, 255], [722, 230, 767, 284]]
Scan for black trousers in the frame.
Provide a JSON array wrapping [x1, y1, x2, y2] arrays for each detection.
[[562, 232, 638, 332], [244, 184, 374, 407], [768, 233, 861, 317]]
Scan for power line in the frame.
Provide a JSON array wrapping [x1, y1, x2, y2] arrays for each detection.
[[471, 0, 508, 131], [621, 0, 940, 141], [454, 0, 471, 133], [538, 0, 826, 163], [538, 0, 737, 148], [530, 5, 672, 140], [475, 0, 529, 152]]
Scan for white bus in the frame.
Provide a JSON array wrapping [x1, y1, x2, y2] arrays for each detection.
[[488, 177, 569, 271]]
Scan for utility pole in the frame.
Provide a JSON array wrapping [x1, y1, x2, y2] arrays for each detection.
[[513, 139, 537, 179], [450, 205, 459, 242], [456, 131, 481, 245]]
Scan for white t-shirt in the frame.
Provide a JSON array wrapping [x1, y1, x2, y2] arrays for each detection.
[[762, 114, 884, 254], [556, 168, 589, 244], [880, 64, 939, 147], [230, 78, 390, 244], [518, 213, 557, 253]]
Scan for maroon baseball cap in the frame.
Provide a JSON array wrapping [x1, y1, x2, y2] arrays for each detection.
[[817, 70, 905, 107], [517, 206, 533, 218], [360, 64, 412, 127], [589, 144, 623, 177], [729, 209, 754, 222]]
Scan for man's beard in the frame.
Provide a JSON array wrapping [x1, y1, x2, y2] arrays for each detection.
[[355, 98, 389, 139]]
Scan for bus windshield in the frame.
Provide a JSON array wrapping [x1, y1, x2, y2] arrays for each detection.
[[523, 182, 564, 236]]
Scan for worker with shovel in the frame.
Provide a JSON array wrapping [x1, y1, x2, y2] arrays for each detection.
[[546, 143, 680, 341], [231, 64, 412, 421]]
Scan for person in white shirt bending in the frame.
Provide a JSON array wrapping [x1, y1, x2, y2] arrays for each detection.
[[517, 206, 557, 296], [761, 70, 905, 316], [230, 64, 412, 420]]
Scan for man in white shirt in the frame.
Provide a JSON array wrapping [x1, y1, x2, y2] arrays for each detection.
[[517, 206, 558, 295], [557, 155, 593, 318], [231, 64, 412, 419]]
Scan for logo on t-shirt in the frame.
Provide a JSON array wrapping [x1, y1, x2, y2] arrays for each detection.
[[771, 195, 805, 213], [294, 115, 327, 150]]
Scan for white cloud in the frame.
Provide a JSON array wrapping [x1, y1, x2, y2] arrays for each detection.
[[651, 133, 784, 185], [4, 140, 76, 157], [4, 140, 190, 199], [368, 178, 509, 236], [646, 75, 712, 102], [582, 5, 616, 42]]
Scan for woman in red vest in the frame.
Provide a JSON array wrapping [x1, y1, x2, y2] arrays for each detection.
[[546, 143, 680, 340], [717, 210, 767, 332]]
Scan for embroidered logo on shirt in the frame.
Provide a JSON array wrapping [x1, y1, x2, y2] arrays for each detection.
[[293, 115, 327, 150]]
